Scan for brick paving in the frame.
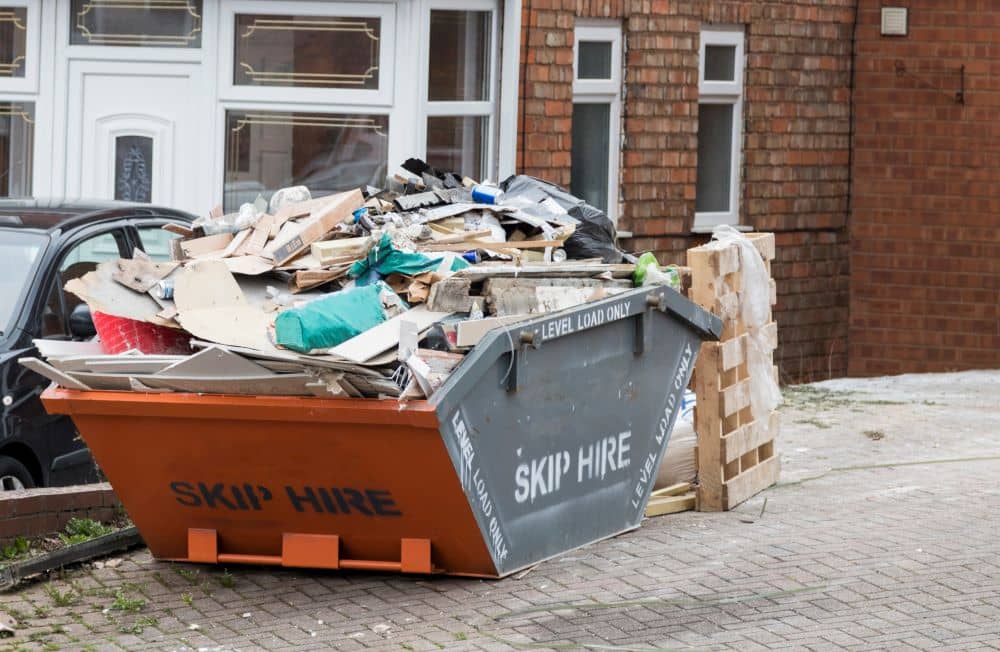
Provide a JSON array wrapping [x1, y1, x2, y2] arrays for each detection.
[[1, 370, 999, 651]]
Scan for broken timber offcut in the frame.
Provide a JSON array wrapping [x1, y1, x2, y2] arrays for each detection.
[[42, 286, 720, 578]]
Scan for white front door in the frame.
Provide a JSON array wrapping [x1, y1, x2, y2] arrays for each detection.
[[65, 60, 205, 213]]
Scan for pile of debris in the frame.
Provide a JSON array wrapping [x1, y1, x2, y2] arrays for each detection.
[[23, 159, 681, 400]]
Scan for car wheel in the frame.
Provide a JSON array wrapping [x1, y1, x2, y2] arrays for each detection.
[[0, 456, 35, 491]]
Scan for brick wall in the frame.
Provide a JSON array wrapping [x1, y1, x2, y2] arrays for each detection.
[[518, 0, 856, 382], [850, 1, 1000, 375], [0, 483, 119, 543]]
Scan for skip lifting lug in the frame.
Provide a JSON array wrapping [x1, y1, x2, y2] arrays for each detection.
[[635, 291, 664, 356], [507, 330, 541, 393]]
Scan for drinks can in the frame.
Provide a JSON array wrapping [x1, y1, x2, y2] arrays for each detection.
[[471, 185, 504, 204]]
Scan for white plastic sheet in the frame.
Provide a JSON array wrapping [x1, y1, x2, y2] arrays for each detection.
[[709, 226, 782, 422]]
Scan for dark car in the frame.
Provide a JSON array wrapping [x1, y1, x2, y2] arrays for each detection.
[[0, 199, 195, 491]]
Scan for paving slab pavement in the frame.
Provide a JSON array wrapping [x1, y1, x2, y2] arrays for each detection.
[[1, 370, 999, 651]]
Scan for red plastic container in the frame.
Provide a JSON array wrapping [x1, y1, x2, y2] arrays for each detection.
[[92, 311, 191, 355]]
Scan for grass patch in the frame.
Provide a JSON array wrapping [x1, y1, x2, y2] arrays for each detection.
[[2, 536, 30, 561], [118, 616, 158, 635], [783, 385, 907, 411], [109, 589, 145, 613], [59, 518, 113, 546], [181, 593, 194, 607], [44, 583, 78, 607], [216, 569, 235, 588], [794, 418, 832, 430], [175, 567, 200, 584]]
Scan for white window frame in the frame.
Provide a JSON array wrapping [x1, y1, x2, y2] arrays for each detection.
[[418, 0, 501, 181], [0, 0, 41, 94], [572, 20, 621, 222], [694, 27, 744, 231]]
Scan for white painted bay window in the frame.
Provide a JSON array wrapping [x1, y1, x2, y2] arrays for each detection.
[[571, 21, 621, 221], [695, 27, 745, 230], [218, 0, 503, 212], [0, 0, 39, 196]]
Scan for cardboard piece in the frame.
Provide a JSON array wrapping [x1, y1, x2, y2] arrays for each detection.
[[65, 261, 169, 325], [455, 315, 530, 348], [266, 190, 364, 266], [180, 233, 233, 258]]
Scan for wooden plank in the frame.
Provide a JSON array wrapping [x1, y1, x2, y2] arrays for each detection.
[[723, 454, 780, 509], [454, 263, 635, 281], [693, 343, 724, 510], [746, 232, 775, 261], [644, 493, 696, 518], [718, 334, 746, 372], [650, 482, 692, 498], [721, 411, 780, 465], [720, 378, 750, 418]]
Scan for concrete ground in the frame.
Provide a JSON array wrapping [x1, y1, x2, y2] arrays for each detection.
[[1, 370, 999, 651]]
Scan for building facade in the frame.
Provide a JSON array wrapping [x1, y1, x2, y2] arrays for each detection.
[[0, 1, 994, 380]]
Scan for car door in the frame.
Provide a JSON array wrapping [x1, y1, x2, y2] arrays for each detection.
[[8, 222, 133, 488], [37, 224, 132, 339]]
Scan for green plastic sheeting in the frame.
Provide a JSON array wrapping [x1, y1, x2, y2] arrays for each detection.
[[349, 233, 468, 284], [275, 283, 388, 353]]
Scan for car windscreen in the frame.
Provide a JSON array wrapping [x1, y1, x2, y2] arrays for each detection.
[[0, 229, 47, 337]]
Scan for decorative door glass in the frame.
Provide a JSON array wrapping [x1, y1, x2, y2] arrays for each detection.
[[234, 14, 381, 89], [0, 6, 26, 77], [70, 0, 203, 48], [114, 135, 153, 202]]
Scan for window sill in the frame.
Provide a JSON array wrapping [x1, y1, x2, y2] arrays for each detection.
[[690, 224, 753, 235]]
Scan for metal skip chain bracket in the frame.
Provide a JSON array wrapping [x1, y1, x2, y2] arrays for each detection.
[[507, 330, 541, 393]]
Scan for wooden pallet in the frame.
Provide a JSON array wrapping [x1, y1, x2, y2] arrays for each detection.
[[688, 233, 780, 512]]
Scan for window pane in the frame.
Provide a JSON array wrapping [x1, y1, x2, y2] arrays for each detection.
[[570, 103, 611, 212], [696, 103, 734, 213], [0, 231, 43, 336], [577, 41, 612, 80], [234, 14, 380, 89], [0, 101, 34, 197], [426, 116, 487, 179], [115, 136, 153, 203], [60, 232, 121, 273], [70, 0, 203, 47], [224, 111, 389, 212], [704, 44, 736, 82], [428, 10, 490, 101], [0, 7, 27, 77], [137, 227, 179, 262]]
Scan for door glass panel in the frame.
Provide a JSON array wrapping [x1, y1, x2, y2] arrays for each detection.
[[696, 103, 734, 213], [426, 115, 486, 179], [70, 0, 203, 47], [570, 103, 611, 212], [234, 14, 380, 89], [0, 101, 34, 197], [114, 135, 153, 203], [137, 226, 179, 262], [428, 10, 490, 101], [577, 41, 612, 80], [0, 6, 27, 77], [52, 231, 123, 335], [224, 110, 389, 212], [704, 45, 736, 82]]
